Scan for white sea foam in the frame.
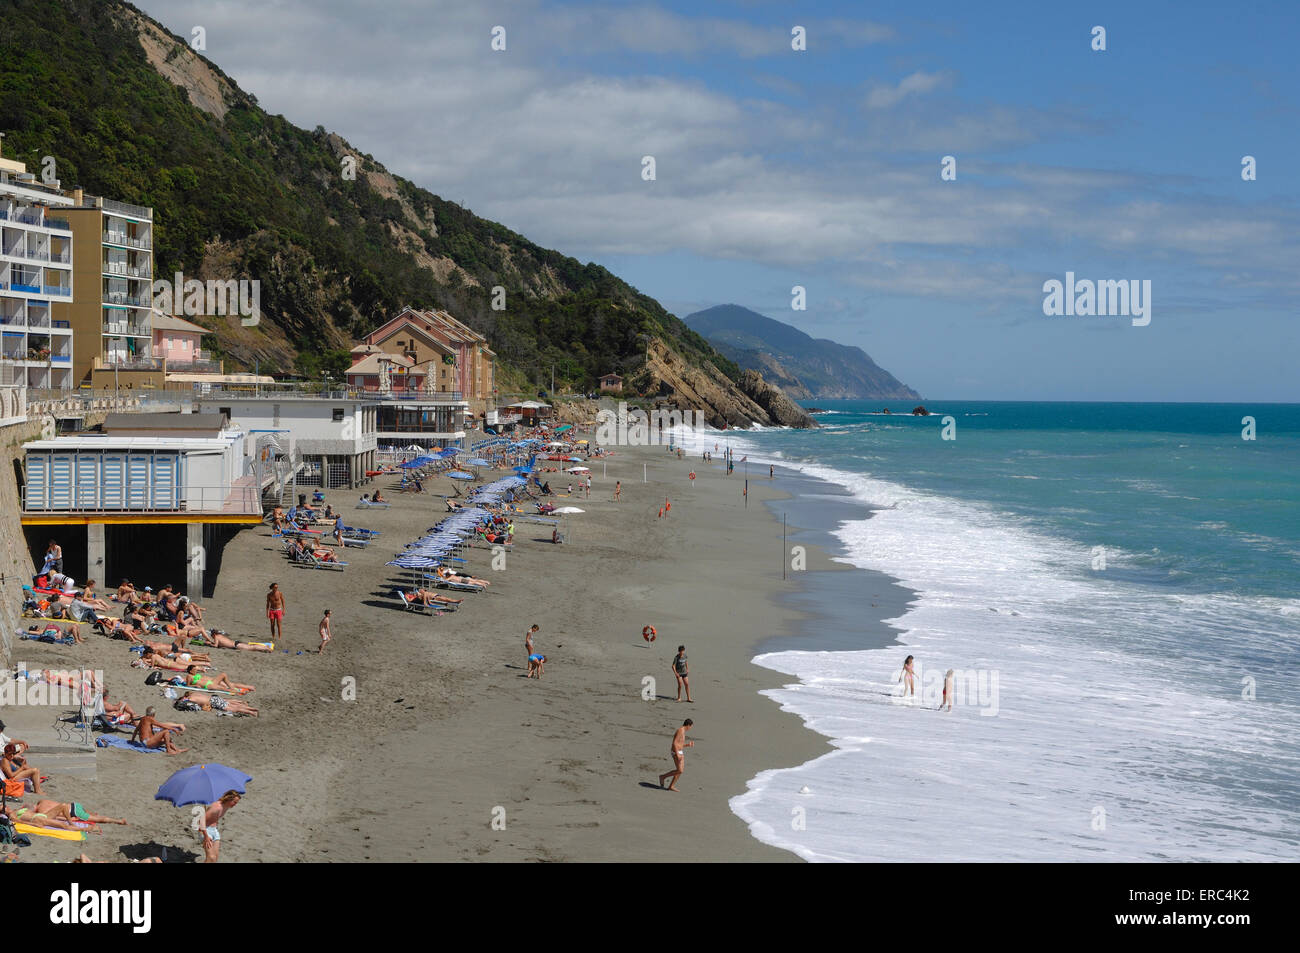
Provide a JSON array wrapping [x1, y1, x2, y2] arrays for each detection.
[[728, 457, 1300, 862]]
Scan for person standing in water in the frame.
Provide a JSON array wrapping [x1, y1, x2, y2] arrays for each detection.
[[899, 655, 917, 698], [658, 719, 694, 792], [672, 645, 691, 703]]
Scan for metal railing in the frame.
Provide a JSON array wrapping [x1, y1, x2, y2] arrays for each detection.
[[101, 197, 153, 221], [100, 356, 163, 371]]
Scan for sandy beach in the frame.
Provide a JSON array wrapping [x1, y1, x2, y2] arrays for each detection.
[[10, 436, 881, 863]]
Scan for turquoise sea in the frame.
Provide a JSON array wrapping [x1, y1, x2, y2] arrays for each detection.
[[710, 401, 1300, 861]]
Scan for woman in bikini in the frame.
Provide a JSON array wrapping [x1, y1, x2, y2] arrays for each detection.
[[2, 743, 46, 794], [899, 654, 917, 698], [33, 800, 127, 832], [184, 665, 254, 695]]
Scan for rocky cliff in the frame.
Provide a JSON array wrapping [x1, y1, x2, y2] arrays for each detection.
[[737, 370, 820, 428]]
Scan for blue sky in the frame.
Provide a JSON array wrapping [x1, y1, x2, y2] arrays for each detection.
[[142, 0, 1299, 401]]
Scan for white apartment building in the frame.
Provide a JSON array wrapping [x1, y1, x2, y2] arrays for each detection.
[[0, 140, 75, 390]]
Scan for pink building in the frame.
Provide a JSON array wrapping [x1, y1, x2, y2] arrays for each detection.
[[150, 311, 212, 368]]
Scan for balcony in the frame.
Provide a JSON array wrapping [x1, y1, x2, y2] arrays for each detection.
[[103, 292, 149, 308], [11, 282, 40, 294], [42, 285, 70, 297], [103, 232, 151, 251], [100, 356, 163, 372], [103, 321, 151, 337]]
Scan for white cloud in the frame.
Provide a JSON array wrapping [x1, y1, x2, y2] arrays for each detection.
[[865, 69, 953, 109]]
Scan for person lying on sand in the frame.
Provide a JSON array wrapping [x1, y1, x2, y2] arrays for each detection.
[[130, 708, 188, 755], [184, 665, 254, 695], [133, 648, 209, 673], [176, 691, 259, 717], [33, 800, 127, 832], [196, 629, 274, 653], [9, 805, 83, 831], [146, 643, 213, 666]]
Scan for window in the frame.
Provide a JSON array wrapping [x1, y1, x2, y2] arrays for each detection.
[[332, 408, 345, 422]]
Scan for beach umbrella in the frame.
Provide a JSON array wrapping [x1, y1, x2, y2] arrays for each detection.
[[554, 506, 585, 514], [399, 459, 423, 469], [576, 439, 589, 444], [155, 763, 252, 808], [448, 471, 475, 480], [568, 465, 590, 473], [466, 457, 491, 466], [567, 456, 584, 462]]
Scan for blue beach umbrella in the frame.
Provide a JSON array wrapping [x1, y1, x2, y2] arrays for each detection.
[[155, 763, 252, 808], [466, 457, 491, 466], [447, 470, 475, 480]]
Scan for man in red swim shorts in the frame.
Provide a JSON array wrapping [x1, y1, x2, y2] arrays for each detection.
[[266, 582, 285, 641]]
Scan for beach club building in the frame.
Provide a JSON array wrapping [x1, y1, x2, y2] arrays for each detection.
[[19, 413, 259, 597], [197, 394, 379, 489]]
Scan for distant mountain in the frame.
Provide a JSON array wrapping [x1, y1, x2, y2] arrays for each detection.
[[684, 305, 921, 401]]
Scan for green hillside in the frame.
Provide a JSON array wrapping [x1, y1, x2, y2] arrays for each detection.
[[0, 0, 737, 391]]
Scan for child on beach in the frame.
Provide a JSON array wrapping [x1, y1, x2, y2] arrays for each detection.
[[658, 719, 694, 792], [267, 582, 285, 641], [527, 653, 546, 678], [614, 481, 621, 502], [319, 609, 332, 654], [673, 645, 691, 703]]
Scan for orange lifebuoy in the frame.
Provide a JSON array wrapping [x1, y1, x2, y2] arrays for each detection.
[[642, 625, 657, 642]]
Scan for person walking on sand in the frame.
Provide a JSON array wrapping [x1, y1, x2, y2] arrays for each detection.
[[614, 481, 621, 502], [942, 668, 955, 711], [318, 609, 332, 654], [525, 623, 539, 668], [201, 790, 241, 863], [266, 582, 285, 641], [899, 654, 917, 698], [585, 476, 591, 498], [770, 464, 774, 480], [658, 719, 694, 792], [672, 645, 692, 702]]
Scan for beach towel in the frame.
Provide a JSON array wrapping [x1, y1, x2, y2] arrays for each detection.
[[14, 822, 86, 841], [94, 735, 163, 753]]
